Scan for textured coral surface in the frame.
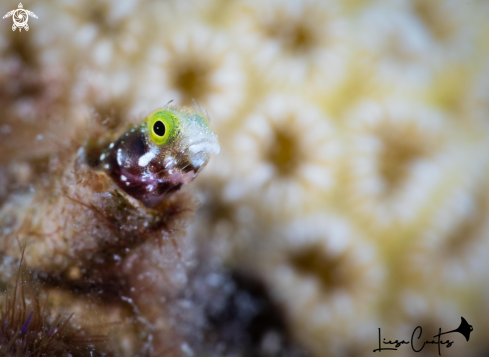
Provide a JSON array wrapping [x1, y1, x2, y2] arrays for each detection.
[[1, 0, 489, 356]]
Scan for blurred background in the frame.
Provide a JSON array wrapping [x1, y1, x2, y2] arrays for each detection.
[[1, 0, 489, 356]]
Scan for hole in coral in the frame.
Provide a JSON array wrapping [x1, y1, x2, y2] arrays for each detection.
[[376, 124, 428, 194], [171, 61, 211, 105], [413, 0, 456, 42], [266, 20, 318, 54], [290, 246, 348, 291], [84, 3, 123, 35], [266, 126, 301, 176], [285, 23, 316, 53]]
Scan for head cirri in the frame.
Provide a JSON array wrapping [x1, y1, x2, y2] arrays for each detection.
[[99, 106, 219, 208]]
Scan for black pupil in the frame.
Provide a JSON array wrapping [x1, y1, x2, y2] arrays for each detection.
[[153, 121, 166, 137]]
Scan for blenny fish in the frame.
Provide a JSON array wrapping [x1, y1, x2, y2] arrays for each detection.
[[99, 105, 220, 207]]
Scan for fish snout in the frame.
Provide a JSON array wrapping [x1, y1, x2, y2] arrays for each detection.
[[186, 136, 220, 171]]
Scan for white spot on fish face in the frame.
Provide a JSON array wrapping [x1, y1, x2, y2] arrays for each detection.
[[121, 175, 127, 181], [104, 164, 109, 169], [100, 153, 105, 161], [117, 148, 123, 166], [138, 151, 156, 167], [147, 185, 154, 192], [126, 182, 130, 186], [190, 154, 206, 168], [109, 143, 114, 149], [164, 157, 175, 169]]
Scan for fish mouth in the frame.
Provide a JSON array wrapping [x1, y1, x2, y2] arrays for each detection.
[[188, 139, 220, 156], [186, 137, 220, 169]]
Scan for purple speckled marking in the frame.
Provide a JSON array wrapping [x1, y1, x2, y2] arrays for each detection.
[[21, 312, 34, 335]]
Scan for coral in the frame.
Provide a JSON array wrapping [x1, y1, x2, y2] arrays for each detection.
[[411, 167, 489, 286], [342, 100, 455, 230], [233, 0, 349, 93], [136, 25, 245, 125], [46, 0, 148, 68], [0, 30, 77, 165], [256, 214, 384, 356], [225, 94, 340, 219]]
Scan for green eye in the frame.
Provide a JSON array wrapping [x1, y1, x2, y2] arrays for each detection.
[[147, 110, 178, 145]]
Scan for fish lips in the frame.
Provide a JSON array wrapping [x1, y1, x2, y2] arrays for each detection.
[[186, 138, 220, 172]]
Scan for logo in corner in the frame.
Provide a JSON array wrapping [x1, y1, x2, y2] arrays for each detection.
[[374, 316, 474, 355], [3, 3, 38, 32]]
